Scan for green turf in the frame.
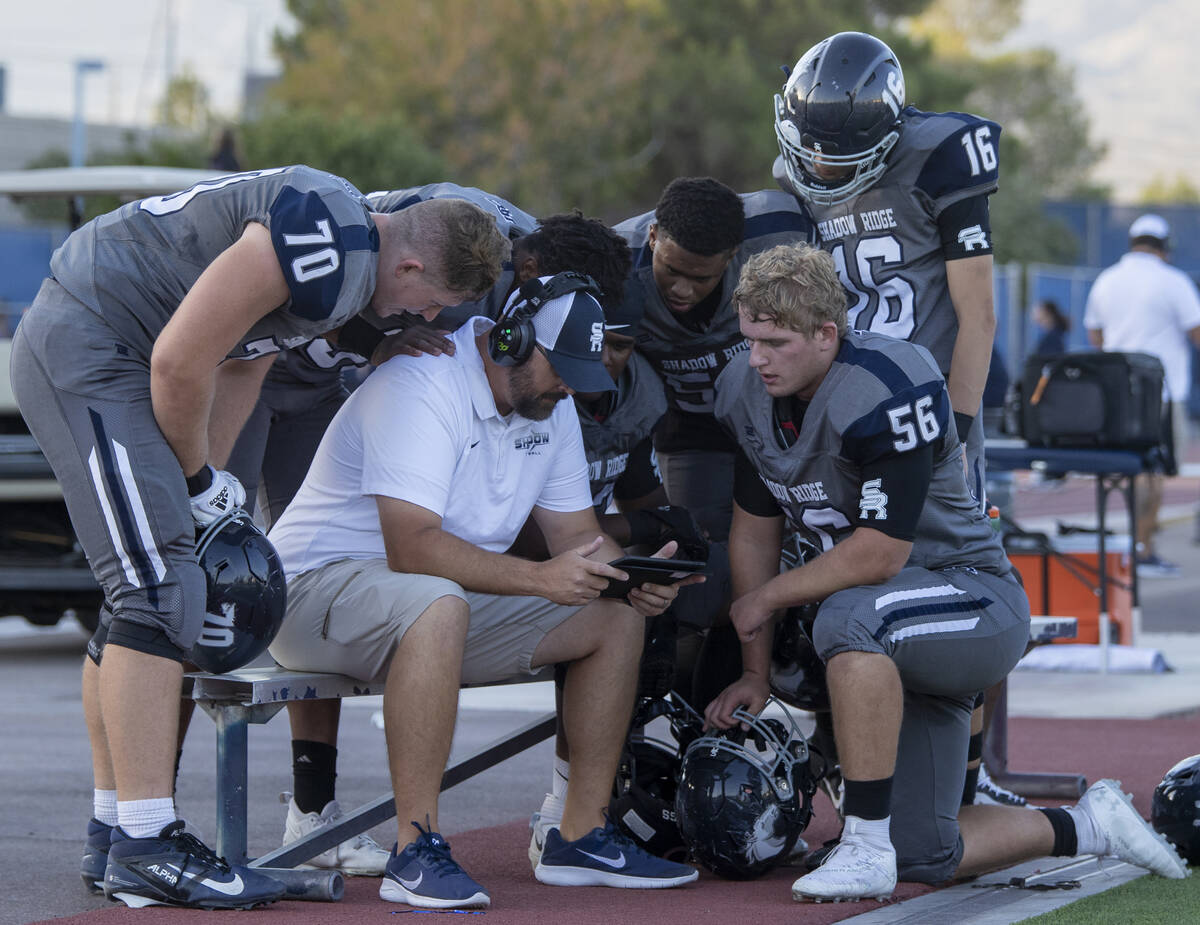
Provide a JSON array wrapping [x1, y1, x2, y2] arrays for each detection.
[[1016, 871, 1200, 924]]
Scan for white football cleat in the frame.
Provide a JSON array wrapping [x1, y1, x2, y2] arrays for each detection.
[[791, 824, 896, 903], [1078, 779, 1188, 879]]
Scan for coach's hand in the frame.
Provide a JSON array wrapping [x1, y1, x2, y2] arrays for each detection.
[[538, 536, 627, 606], [627, 540, 706, 617], [187, 465, 246, 527]]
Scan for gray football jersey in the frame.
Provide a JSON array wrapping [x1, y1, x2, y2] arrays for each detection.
[[617, 190, 815, 452], [775, 108, 1001, 374], [50, 165, 379, 362], [579, 353, 667, 511], [715, 330, 1008, 574]]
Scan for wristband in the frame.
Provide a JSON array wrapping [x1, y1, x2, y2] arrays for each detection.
[[337, 315, 386, 360], [954, 411, 975, 443], [185, 464, 214, 495]]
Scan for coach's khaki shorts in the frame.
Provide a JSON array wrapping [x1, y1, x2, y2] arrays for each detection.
[[268, 558, 582, 683]]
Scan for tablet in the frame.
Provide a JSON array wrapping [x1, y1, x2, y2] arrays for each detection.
[[600, 556, 707, 599]]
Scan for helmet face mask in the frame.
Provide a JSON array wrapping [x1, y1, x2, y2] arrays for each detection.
[[675, 698, 819, 879], [774, 31, 906, 207]]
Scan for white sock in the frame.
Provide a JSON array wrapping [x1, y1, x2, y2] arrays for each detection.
[[118, 798, 176, 839], [551, 757, 569, 801], [842, 814, 895, 854], [1065, 803, 1108, 856], [94, 789, 118, 826]]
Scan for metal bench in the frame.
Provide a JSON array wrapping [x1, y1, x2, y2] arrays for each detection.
[[187, 665, 555, 865]]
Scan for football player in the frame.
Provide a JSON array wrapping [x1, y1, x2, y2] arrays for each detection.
[[705, 242, 1187, 901], [773, 29, 1009, 808], [10, 165, 508, 908]]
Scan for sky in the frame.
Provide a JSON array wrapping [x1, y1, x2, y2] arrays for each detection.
[[0, 0, 1194, 203]]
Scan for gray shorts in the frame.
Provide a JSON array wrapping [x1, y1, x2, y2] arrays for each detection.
[[812, 565, 1030, 882], [10, 280, 206, 650], [268, 558, 583, 683]]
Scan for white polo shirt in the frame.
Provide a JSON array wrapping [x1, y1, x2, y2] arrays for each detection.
[[269, 317, 593, 576], [1083, 251, 1200, 401]]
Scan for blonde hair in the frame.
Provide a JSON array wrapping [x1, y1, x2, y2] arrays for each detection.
[[382, 199, 510, 297], [733, 242, 848, 336]]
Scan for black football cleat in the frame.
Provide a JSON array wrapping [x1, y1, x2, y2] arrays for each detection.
[[80, 818, 113, 893], [103, 820, 285, 909]]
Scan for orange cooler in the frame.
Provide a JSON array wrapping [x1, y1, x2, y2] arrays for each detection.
[[1005, 533, 1132, 645]]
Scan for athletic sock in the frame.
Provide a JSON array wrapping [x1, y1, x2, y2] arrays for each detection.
[[292, 739, 338, 814], [118, 798, 176, 838], [94, 789, 118, 826], [1064, 803, 1108, 856], [843, 776, 893, 821], [1039, 807, 1080, 856], [551, 756, 569, 801], [842, 814, 894, 854], [962, 730, 984, 805]]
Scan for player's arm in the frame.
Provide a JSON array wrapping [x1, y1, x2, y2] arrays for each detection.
[[206, 354, 276, 468], [151, 222, 288, 477], [703, 498, 783, 728], [946, 252, 996, 424], [377, 496, 625, 606]]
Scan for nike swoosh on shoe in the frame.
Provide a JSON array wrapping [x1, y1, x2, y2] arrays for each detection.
[[180, 871, 246, 896], [397, 872, 424, 890], [579, 849, 625, 869]]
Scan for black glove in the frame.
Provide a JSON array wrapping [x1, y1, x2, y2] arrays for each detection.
[[624, 505, 709, 562]]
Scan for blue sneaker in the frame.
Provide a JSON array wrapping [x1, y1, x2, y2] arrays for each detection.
[[535, 820, 699, 888], [81, 818, 112, 893], [103, 821, 285, 909], [379, 821, 490, 909]]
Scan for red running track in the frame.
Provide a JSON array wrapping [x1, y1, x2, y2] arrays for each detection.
[[35, 712, 1198, 925]]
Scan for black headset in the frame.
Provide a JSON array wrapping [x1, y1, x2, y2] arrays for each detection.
[[487, 271, 603, 366]]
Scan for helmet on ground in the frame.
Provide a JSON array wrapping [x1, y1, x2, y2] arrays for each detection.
[[1151, 754, 1200, 864], [774, 31, 905, 206], [186, 511, 287, 674], [675, 698, 819, 879], [611, 694, 705, 862]]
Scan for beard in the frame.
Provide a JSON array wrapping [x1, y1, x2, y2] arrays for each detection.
[[510, 364, 569, 421]]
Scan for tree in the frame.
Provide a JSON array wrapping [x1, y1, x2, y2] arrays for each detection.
[[157, 69, 212, 131], [1138, 174, 1200, 206]]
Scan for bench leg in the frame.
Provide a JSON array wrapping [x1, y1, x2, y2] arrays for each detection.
[[984, 680, 1086, 800], [210, 703, 251, 864]]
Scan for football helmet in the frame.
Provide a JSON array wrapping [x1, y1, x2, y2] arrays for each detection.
[[610, 694, 705, 862], [774, 31, 906, 207], [185, 511, 287, 674], [675, 698, 819, 879], [770, 606, 829, 712], [1151, 754, 1200, 864]]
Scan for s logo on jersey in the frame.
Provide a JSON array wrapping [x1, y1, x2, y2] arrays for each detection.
[[859, 479, 889, 520]]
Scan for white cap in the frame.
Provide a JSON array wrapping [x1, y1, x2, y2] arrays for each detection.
[[1129, 213, 1170, 242]]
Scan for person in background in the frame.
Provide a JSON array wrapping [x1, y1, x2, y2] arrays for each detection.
[[1031, 299, 1070, 359]]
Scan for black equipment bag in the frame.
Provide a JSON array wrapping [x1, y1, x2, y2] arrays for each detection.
[[1019, 351, 1165, 450]]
